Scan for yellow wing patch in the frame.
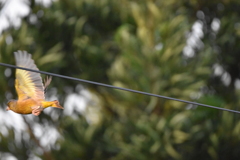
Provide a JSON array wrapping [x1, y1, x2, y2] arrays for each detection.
[[14, 51, 45, 100]]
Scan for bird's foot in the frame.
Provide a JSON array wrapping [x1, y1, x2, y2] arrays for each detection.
[[31, 106, 44, 116]]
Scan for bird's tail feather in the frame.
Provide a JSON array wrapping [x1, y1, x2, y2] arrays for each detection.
[[51, 100, 64, 109], [42, 100, 64, 109]]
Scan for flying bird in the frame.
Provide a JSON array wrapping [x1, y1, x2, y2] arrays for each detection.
[[6, 51, 63, 116]]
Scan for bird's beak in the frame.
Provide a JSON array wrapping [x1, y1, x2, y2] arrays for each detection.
[[6, 107, 10, 111]]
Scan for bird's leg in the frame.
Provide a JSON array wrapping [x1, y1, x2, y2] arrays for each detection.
[[31, 106, 44, 116]]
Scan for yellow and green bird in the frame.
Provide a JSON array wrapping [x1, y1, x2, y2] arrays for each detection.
[[6, 51, 63, 116]]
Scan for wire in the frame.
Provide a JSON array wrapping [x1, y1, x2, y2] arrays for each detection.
[[0, 62, 240, 114]]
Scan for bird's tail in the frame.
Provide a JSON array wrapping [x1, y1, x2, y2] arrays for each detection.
[[42, 100, 64, 109], [51, 100, 64, 109]]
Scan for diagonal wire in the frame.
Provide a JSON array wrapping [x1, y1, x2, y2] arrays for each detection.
[[0, 62, 240, 114]]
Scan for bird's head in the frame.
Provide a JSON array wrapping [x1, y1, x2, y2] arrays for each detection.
[[6, 100, 17, 111]]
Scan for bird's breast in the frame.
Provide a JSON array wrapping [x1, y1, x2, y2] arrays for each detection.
[[15, 99, 41, 114]]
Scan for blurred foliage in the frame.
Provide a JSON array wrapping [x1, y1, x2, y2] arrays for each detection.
[[1, 0, 240, 159]]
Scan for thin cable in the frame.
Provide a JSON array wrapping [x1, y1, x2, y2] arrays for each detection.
[[0, 62, 240, 114]]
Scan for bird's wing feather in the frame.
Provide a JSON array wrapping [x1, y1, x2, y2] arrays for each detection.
[[43, 76, 52, 93], [14, 51, 45, 100]]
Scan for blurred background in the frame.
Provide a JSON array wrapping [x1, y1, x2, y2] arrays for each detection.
[[1, 0, 240, 159]]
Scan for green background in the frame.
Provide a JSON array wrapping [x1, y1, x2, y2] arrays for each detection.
[[1, 0, 240, 159]]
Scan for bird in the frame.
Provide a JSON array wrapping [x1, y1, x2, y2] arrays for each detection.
[[6, 50, 64, 116]]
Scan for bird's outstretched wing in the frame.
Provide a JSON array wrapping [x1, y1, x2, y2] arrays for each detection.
[[14, 51, 45, 100], [43, 76, 52, 93]]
